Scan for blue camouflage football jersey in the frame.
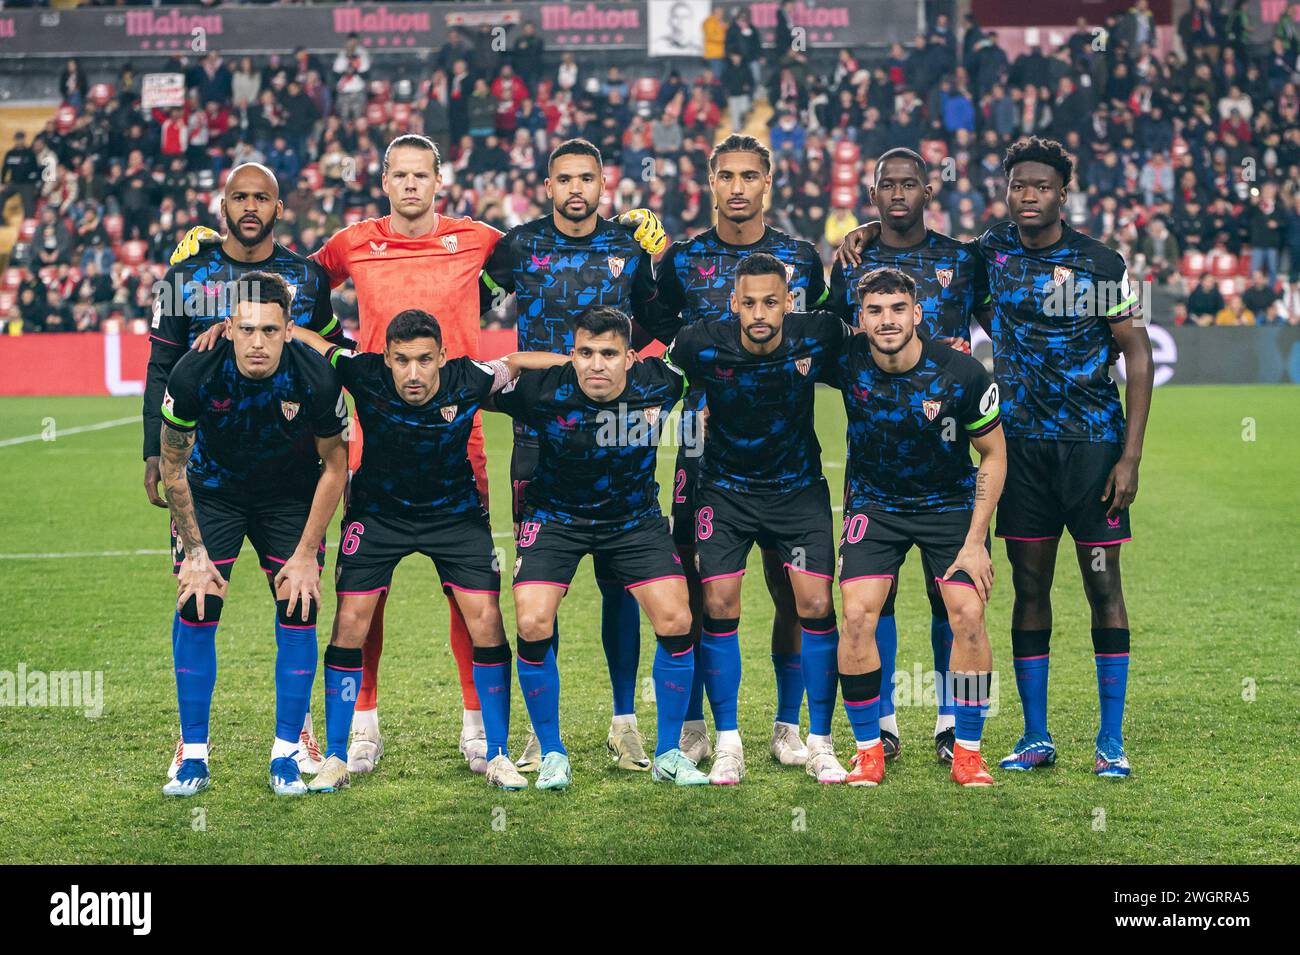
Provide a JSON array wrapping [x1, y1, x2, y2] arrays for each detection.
[[977, 221, 1137, 443], [493, 359, 686, 530], [828, 335, 1001, 513], [667, 311, 852, 494], [161, 338, 345, 499], [326, 348, 499, 517], [828, 229, 986, 343], [143, 243, 340, 459]]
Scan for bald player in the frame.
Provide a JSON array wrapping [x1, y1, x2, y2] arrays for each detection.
[[145, 162, 344, 782]]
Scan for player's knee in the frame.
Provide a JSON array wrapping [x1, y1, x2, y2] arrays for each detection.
[[795, 592, 833, 621], [516, 609, 555, 641], [657, 605, 694, 637], [179, 594, 223, 625], [702, 593, 739, 621], [945, 598, 984, 638], [1011, 568, 1053, 609], [275, 598, 318, 628], [841, 598, 879, 635]]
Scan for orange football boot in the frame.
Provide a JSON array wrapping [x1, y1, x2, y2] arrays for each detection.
[[846, 742, 886, 787], [951, 745, 995, 787]]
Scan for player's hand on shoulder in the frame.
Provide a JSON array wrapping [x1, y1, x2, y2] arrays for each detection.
[[835, 220, 881, 268], [935, 335, 972, 355], [191, 322, 227, 352], [944, 542, 994, 603], [169, 226, 222, 267], [619, 208, 668, 256]]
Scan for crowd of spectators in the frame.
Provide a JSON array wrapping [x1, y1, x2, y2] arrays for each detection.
[[7, 0, 1300, 332]]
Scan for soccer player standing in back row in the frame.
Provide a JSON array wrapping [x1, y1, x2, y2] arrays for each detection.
[[636, 134, 829, 771], [479, 138, 669, 774], [981, 138, 1153, 777], [829, 147, 990, 765]]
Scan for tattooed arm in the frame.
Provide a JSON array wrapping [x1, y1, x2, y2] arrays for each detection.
[[161, 423, 225, 620]]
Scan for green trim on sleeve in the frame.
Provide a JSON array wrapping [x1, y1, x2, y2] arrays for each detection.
[[161, 405, 196, 428], [964, 406, 999, 432], [481, 270, 502, 293]]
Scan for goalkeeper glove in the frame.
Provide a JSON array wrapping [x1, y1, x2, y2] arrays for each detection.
[[169, 226, 222, 266], [618, 208, 668, 256]]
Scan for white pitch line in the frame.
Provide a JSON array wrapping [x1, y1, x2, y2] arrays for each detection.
[[0, 415, 142, 448], [0, 548, 170, 560]]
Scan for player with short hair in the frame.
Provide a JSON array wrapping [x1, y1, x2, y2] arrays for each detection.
[[829, 147, 991, 764], [158, 271, 348, 797], [661, 253, 854, 785], [827, 267, 1006, 787], [147, 162, 343, 779], [981, 138, 1153, 777], [479, 137, 669, 774], [635, 133, 830, 770], [492, 306, 707, 790], [287, 310, 568, 792]]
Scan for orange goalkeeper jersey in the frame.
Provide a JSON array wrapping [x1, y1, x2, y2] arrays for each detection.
[[311, 214, 502, 358]]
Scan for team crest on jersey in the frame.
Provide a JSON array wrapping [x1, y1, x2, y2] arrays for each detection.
[[784, 263, 796, 283], [441, 404, 458, 422], [1053, 265, 1072, 286], [795, 357, 812, 376], [281, 400, 301, 421], [368, 241, 388, 256], [441, 234, 458, 253], [608, 256, 625, 279], [643, 406, 661, 428], [922, 398, 942, 420], [162, 390, 175, 415], [285, 283, 297, 301], [935, 267, 954, 288]]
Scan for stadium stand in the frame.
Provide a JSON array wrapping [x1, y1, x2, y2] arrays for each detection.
[[4, 0, 1300, 333]]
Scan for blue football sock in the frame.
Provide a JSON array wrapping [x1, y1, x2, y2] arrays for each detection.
[[771, 652, 804, 725], [173, 610, 218, 745], [952, 672, 991, 747], [800, 615, 839, 737], [322, 644, 362, 760], [1011, 628, 1051, 736], [472, 644, 513, 760], [274, 609, 318, 746], [685, 639, 706, 722], [597, 577, 641, 717], [652, 636, 694, 757], [700, 617, 741, 732], [1093, 627, 1131, 743], [840, 669, 882, 745], [931, 615, 955, 717], [876, 614, 899, 720], [516, 636, 565, 755]]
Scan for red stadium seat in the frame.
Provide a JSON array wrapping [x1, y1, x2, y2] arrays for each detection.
[[1209, 251, 1238, 278], [103, 214, 123, 243], [833, 140, 860, 164], [119, 240, 148, 266], [366, 101, 390, 126], [344, 208, 363, 227], [832, 164, 858, 187], [55, 105, 77, 134], [1180, 250, 1205, 279], [602, 164, 623, 189], [38, 266, 58, 285], [1217, 278, 1237, 297], [832, 185, 857, 209], [88, 83, 114, 109], [18, 218, 37, 242], [1237, 248, 1253, 277], [391, 103, 412, 128], [632, 77, 659, 102], [0, 291, 15, 314], [2, 268, 21, 291], [301, 165, 323, 191], [369, 80, 392, 104], [218, 167, 232, 189]]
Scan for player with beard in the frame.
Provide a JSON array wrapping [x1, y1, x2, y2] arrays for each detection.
[[826, 267, 1005, 788], [978, 138, 1152, 777], [479, 138, 668, 774], [829, 148, 991, 765], [633, 134, 828, 772], [145, 162, 343, 782]]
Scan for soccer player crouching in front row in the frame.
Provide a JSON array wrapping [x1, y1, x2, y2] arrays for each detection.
[[287, 310, 569, 793], [491, 306, 708, 790], [826, 267, 1006, 787], [159, 271, 348, 797]]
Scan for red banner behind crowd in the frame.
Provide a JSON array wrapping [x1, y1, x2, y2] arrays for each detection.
[[0, 330, 664, 396]]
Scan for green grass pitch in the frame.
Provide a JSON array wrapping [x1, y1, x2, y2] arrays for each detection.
[[0, 385, 1296, 864]]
